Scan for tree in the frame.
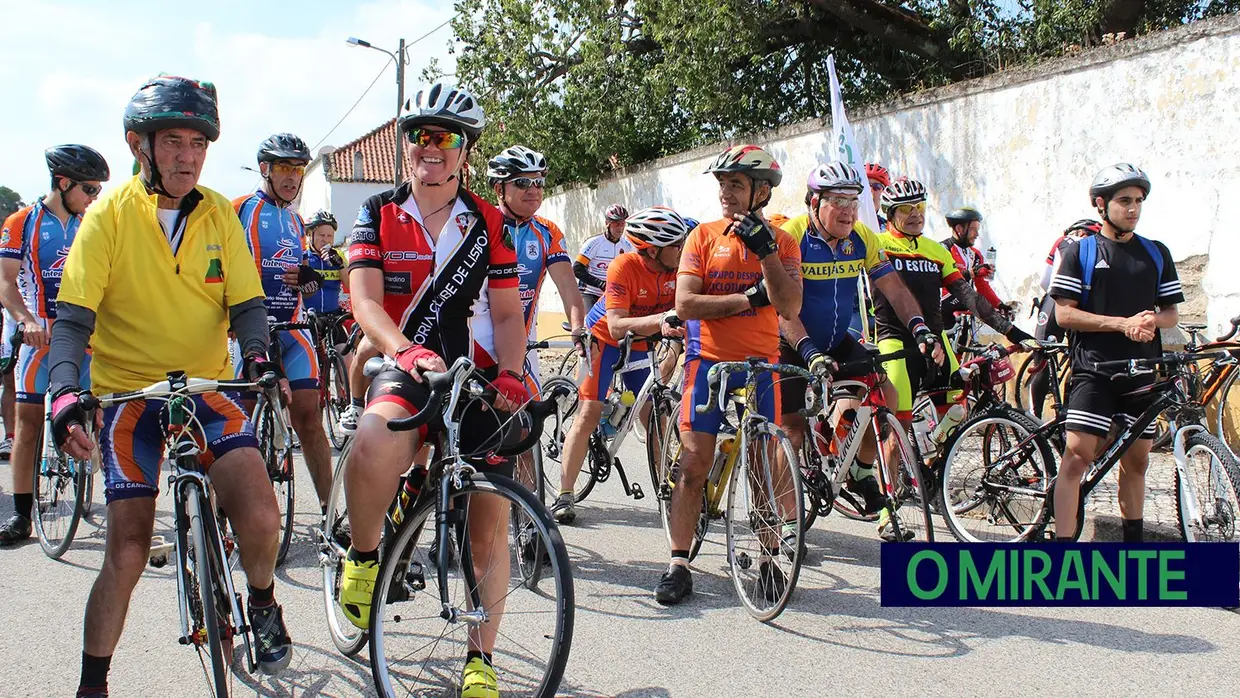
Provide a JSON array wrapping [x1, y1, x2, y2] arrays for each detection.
[[0, 186, 23, 220], [449, 0, 1238, 190]]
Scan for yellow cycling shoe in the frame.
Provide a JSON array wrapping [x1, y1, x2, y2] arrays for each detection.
[[339, 554, 379, 629], [461, 656, 500, 698]]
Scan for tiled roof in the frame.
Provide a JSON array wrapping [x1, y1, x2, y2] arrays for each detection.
[[325, 118, 409, 184]]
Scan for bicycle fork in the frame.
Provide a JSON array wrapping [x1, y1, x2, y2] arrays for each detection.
[[435, 472, 488, 627]]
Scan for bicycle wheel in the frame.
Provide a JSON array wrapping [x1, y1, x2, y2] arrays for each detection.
[[725, 424, 804, 622], [556, 349, 580, 382], [321, 440, 368, 656], [938, 406, 1056, 542], [326, 354, 351, 451], [512, 447, 546, 589], [256, 395, 296, 566], [31, 421, 87, 559], [874, 411, 935, 542], [644, 393, 676, 499], [655, 404, 710, 561], [535, 391, 600, 505], [369, 473, 573, 698], [1215, 368, 1240, 460], [185, 483, 231, 698], [1175, 431, 1240, 550]]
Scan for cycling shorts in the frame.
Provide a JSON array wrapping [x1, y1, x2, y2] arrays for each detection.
[[680, 356, 780, 434], [877, 332, 960, 418], [17, 344, 92, 403], [230, 329, 320, 392], [777, 335, 871, 415], [101, 392, 257, 503], [1065, 371, 1157, 439], [0, 310, 12, 362], [578, 340, 649, 403]]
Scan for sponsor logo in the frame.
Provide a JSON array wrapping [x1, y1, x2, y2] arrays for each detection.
[[0, 229, 9, 246], [525, 240, 540, 259], [205, 258, 224, 284], [637, 288, 649, 298], [47, 245, 72, 270], [891, 258, 941, 274], [397, 212, 410, 224], [383, 271, 412, 294], [356, 204, 372, 225], [713, 246, 732, 257], [840, 239, 855, 256], [272, 238, 300, 262], [384, 250, 434, 262], [1037, 311, 1049, 326]]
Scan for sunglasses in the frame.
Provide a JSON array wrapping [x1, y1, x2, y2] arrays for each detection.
[[76, 182, 102, 197], [895, 202, 927, 215], [406, 128, 465, 150], [821, 195, 860, 211], [510, 177, 545, 190], [869, 182, 885, 191], [271, 162, 306, 177]]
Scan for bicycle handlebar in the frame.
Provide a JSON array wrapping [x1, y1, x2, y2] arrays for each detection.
[[694, 359, 818, 417], [0, 328, 24, 375], [1093, 350, 1228, 378], [79, 371, 280, 411], [1217, 315, 1240, 342]]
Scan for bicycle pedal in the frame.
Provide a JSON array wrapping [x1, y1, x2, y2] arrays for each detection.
[[630, 483, 645, 500], [148, 535, 173, 567]]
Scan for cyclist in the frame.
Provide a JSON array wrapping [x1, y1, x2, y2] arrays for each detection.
[[938, 207, 1014, 328], [1028, 218, 1101, 417], [776, 163, 936, 518], [1048, 164, 1182, 543], [865, 163, 891, 231], [48, 76, 293, 697], [232, 134, 333, 510], [302, 210, 347, 315], [553, 206, 688, 524], [1, 309, 13, 460], [0, 144, 107, 545], [575, 203, 632, 309], [340, 82, 528, 698], [664, 144, 802, 605]]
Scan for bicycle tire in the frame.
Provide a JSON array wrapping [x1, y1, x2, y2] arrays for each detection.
[[320, 440, 368, 656], [256, 395, 296, 566], [369, 472, 573, 698], [645, 394, 675, 500], [655, 404, 709, 561], [556, 349, 580, 382], [1215, 367, 1240, 460], [938, 405, 1056, 543], [31, 421, 86, 560], [875, 410, 935, 543], [725, 424, 804, 622], [1175, 431, 1240, 552], [187, 483, 231, 698], [326, 353, 351, 451], [512, 447, 546, 589]]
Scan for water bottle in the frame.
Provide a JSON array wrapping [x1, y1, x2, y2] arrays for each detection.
[[828, 408, 857, 456], [912, 413, 933, 455], [391, 467, 427, 527], [930, 403, 968, 445], [608, 390, 636, 429], [709, 435, 736, 486], [984, 246, 998, 269]]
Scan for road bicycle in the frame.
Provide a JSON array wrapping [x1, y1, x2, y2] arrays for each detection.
[[304, 308, 360, 451], [249, 320, 300, 566]]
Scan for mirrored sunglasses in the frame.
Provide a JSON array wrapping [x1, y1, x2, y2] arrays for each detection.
[[407, 128, 465, 150]]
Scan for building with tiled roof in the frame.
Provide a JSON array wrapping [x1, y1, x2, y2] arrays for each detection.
[[300, 118, 407, 242]]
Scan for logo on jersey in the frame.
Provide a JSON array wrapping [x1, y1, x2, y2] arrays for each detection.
[[262, 238, 301, 270], [840, 239, 855, 256], [205, 258, 224, 284], [524, 240, 540, 259], [0, 229, 9, 246], [501, 227, 515, 251], [356, 204, 372, 226], [384, 250, 434, 262]]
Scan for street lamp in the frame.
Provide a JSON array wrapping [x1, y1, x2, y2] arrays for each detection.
[[347, 36, 407, 187]]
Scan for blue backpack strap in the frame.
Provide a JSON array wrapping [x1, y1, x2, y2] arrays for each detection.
[[1134, 234, 1165, 290], [1077, 235, 1098, 306]]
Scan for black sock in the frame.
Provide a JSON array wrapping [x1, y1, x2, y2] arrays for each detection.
[[1055, 536, 1074, 542], [466, 650, 494, 665], [78, 652, 112, 695], [1122, 518, 1144, 543], [348, 546, 379, 564], [248, 582, 275, 607], [13, 492, 32, 520], [351, 396, 365, 408]]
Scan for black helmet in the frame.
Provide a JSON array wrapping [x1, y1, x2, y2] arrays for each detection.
[[123, 75, 220, 142], [45, 145, 110, 182], [305, 210, 337, 231], [1089, 163, 1150, 205], [258, 133, 311, 164], [945, 207, 983, 227]]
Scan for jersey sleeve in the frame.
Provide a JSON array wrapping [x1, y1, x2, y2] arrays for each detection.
[[346, 196, 384, 271], [57, 204, 114, 312], [677, 227, 707, 280], [604, 257, 634, 312], [938, 244, 964, 286], [575, 235, 596, 266], [1154, 241, 1184, 305], [222, 210, 266, 307], [1048, 241, 1084, 303], [487, 217, 519, 289], [0, 209, 28, 261], [857, 226, 894, 281], [775, 228, 801, 280], [543, 220, 571, 266]]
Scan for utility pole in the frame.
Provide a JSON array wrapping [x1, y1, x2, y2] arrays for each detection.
[[393, 37, 406, 187]]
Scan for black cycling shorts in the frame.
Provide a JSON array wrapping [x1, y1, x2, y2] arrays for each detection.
[[1064, 370, 1157, 440], [778, 335, 871, 415]]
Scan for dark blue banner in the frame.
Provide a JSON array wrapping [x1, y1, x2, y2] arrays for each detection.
[[881, 543, 1239, 607]]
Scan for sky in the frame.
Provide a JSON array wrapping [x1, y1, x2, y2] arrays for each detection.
[[0, 0, 457, 204]]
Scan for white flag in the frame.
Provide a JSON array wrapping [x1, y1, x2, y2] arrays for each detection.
[[827, 54, 881, 233]]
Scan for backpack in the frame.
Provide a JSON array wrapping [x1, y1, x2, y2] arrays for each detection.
[[1076, 233, 1163, 307]]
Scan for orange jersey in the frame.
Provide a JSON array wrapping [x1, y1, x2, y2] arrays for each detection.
[[678, 218, 800, 361], [591, 252, 677, 349]]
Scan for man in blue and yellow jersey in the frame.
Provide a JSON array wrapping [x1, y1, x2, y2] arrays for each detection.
[[777, 162, 936, 525]]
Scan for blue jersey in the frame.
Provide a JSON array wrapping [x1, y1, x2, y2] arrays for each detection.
[[0, 201, 81, 322], [302, 247, 345, 313], [510, 215, 571, 333], [232, 190, 306, 323]]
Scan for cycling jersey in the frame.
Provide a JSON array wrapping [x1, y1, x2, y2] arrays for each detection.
[[871, 231, 963, 342], [57, 175, 266, 396], [346, 183, 518, 366], [233, 190, 307, 323], [590, 252, 677, 350], [0, 201, 81, 323], [512, 215, 571, 334], [576, 233, 632, 291], [678, 218, 800, 362], [302, 246, 346, 313], [784, 214, 892, 350], [939, 238, 1001, 308]]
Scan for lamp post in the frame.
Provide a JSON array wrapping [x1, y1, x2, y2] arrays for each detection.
[[347, 36, 407, 187]]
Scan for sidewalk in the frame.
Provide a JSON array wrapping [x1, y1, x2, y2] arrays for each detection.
[[1081, 450, 1182, 541]]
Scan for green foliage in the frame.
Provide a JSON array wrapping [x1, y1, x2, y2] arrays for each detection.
[[0, 186, 23, 219]]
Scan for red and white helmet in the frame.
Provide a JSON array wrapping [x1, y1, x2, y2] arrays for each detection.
[[625, 206, 691, 250], [604, 204, 629, 221], [704, 144, 782, 187]]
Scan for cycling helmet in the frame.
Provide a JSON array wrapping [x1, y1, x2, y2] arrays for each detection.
[[865, 163, 891, 189], [604, 204, 629, 221], [398, 82, 486, 141], [625, 206, 691, 251], [704, 145, 782, 187], [257, 133, 311, 163], [45, 145, 110, 183], [1064, 218, 1102, 236], [123, 75, 220, 142], [682, 217, 700, 231], [807, 161, 864, 196], [1089, 163, 1151, 204], [945, 207, 983, 227], [487, 145, 547, 184], [305, 210, 337, 231], [879, 179, 928, 218]]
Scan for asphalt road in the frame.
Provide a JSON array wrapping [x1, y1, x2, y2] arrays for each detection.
[[0, 436, 1237, 698]]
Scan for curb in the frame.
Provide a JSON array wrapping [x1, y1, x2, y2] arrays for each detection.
[[1083, 513, 1181, 542]]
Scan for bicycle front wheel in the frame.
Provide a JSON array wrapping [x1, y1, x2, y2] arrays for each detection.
[[321, 440, 368, 656], [875, 411, 935, 543], [185, 483, 231, 698], [370, 473, 573, 697], [512, 447, 547, 589], [326, 353, 351, 451], [31, 421, 87, 559], [256, 395, 296, 566], [725, 424, 804, 622], [1175, 431, 1240, 546]]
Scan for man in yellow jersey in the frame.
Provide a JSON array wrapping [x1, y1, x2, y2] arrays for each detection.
[[48, 76, 292, 698]]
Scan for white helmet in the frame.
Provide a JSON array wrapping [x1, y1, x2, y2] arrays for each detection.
[[487, 145, 547, 184], [807, 161, 864, 196], [399, 82, 486, 140], [625, 206, 691, 250], [880, 178, 928, 218]]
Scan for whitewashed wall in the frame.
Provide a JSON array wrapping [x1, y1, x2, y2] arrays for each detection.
[[299, 160, 390, 246], [538, 15, 1240, 336]]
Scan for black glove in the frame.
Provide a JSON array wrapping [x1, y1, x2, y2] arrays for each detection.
[[49, 388, 89, 449], [243, 351, 284, 383], [914, 325, 939, 355], [744, 279, 770, 308], [297, 264, 324, 296], [1005, 324, 1036, 347], [322, 247, 344, 266], [730, 213, 778, 259]]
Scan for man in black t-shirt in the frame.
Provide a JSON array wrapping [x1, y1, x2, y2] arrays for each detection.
[[1048, 163, 1184, 543]]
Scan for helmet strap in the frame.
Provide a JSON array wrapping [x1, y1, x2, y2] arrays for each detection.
[[1099, 197, 1136, 237], [140, 133, 177, 200]]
